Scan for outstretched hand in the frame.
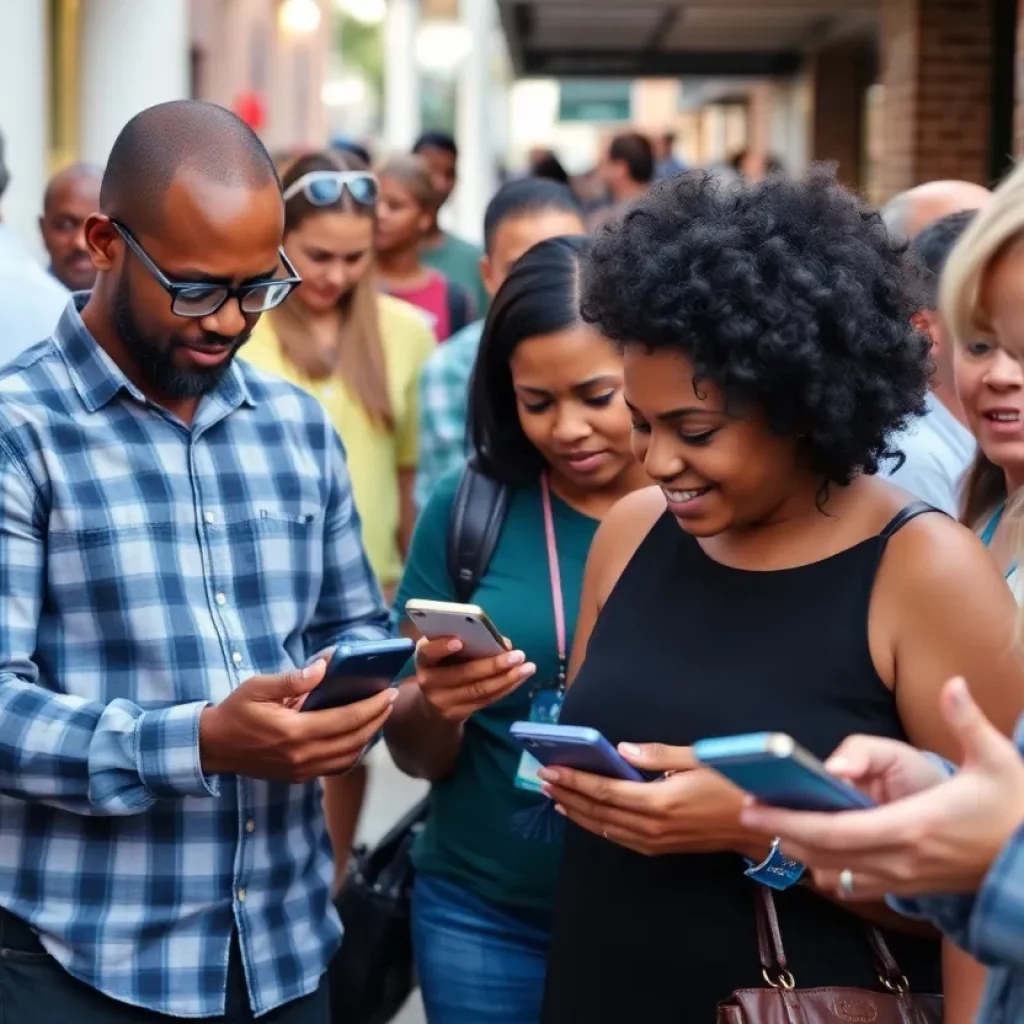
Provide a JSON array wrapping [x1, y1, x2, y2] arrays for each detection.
[[740, 678, 1024, 899]]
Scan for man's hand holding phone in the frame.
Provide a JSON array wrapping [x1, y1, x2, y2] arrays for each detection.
[[414, 635, 537, 724], [199, 658, 398, 782]]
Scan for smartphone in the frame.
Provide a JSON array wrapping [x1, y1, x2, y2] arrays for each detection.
[[301, 638, 415, 713], [405, 599, 505, 659], [692, 732, 876, 812], [509, 722, 653, 783]]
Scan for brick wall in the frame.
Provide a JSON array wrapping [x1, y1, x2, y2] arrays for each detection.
[[878, 0, 992, 198], [807, 42, 871, 190]]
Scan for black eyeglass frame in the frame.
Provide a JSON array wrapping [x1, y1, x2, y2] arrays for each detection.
[[111, 220, 302, 318]]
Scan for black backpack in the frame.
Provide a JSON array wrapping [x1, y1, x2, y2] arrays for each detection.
[[446, 461, 510, 602]]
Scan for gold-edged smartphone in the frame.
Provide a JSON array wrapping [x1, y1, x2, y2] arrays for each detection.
[[405, 599, 506, 659]]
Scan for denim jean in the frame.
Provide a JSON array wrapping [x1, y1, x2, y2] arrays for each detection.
[[412, 873, 550, 1024], [0, 905, 329, 1024]]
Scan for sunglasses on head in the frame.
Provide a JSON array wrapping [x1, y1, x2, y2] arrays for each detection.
[[282, 170, 379, 208]]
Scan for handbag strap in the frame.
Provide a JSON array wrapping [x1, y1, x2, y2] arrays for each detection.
[[867, 925, 910, 993], [754, 886, 910, 993], [754, 887, 793, 987]]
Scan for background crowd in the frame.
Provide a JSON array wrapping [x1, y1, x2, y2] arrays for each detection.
[[2, 90, 1024, 1024]]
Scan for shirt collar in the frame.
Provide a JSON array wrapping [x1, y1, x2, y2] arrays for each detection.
[[56, 292, 257, 415]]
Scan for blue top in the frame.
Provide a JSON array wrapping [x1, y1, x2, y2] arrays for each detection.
[[980, 502, 1020, 590], [0, 297, 390, 1016]]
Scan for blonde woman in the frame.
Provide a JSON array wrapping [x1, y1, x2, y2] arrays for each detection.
[[742, 161, 1024, 1024], [245, 150, 435, 597], [243, 150, 436, 878], [941, 169, 1024, 602]]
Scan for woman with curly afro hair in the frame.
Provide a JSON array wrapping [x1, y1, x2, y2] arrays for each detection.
[[534, 168, 1024, 1022]]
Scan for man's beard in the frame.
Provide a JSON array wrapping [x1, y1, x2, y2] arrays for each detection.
[[113, 274, 251, 401]]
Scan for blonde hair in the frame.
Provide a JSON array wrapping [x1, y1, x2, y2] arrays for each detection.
[[941, 162, 1024, 527], [271, 149, 394, 431]]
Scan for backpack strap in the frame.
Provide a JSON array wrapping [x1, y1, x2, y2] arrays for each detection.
[[447, 462, 510, 603]]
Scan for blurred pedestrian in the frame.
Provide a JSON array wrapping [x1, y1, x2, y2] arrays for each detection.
[[416, 177, 585, 508], [527, 148, 571, 187], [376, 153, 474, 342], [881, 179, 991, 242], [884, 210, 977, 514], [589, 131, 654, 231], [0, 100, 395, 1024], [413, 131, 489, 314], [653, 130, 686, 180], [0, 129, 69, 361], [941, 164, 1024, 602], [39, 162, 102, 292], [245, 150, 433, 599]]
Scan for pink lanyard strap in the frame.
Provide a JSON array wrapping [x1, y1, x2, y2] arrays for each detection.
[[540, 474, 567, 688]]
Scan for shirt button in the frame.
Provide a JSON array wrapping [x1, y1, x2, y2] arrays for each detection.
[[245, 819, 255, 834], [204, 512, 216, 525], [215, 592, 227, 606], [231, 652, 243, 667], [237, 888, 246, 903]]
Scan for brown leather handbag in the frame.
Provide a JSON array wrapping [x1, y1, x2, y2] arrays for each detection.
[[717, 888, 943, 1024]]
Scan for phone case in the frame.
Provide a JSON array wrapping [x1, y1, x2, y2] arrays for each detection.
[[405, 601, 505, 659], [693, 733, 875, 812], [509, 723, 648, 782], [302, 639, 414, 713]]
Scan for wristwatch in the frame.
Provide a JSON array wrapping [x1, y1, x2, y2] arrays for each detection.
[[744, 837, 806, 890]]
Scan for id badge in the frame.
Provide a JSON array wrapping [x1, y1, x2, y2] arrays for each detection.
[[514, 687, 564, 793]]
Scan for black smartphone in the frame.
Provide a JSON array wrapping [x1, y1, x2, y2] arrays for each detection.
[[301, 638, 415, 713]]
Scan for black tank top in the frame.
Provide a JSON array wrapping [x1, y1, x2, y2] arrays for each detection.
[[541, 505, 943, 1023]]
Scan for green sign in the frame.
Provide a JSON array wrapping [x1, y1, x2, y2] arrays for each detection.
[[558, 80, 632, 123]]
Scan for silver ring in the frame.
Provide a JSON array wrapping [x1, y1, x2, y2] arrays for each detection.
[[602, 829, 609, 840], [838, 868, 855, 897]]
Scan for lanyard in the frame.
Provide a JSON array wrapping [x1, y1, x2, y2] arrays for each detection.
[[540, 474, 567, 689]]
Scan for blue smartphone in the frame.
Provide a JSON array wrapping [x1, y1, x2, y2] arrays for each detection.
[[509, 722, 653, 782], [301, 638, 414, 713], [692, 732, 876, 812]]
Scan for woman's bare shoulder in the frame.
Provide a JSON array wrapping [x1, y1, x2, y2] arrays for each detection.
[[589, 486, 668, 603]]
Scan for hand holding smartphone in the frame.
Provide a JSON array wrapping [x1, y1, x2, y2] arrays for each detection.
[[692, 732, 876, 812], [405, 599, 506, 659], [301, 638, 415, 713], [510, 722, 656, 783]]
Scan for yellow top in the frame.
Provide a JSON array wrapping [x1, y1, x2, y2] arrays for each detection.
[[244, 295, 436, 586]]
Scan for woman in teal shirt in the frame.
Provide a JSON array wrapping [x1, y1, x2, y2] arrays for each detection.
[[386, 236, 648, 1023]]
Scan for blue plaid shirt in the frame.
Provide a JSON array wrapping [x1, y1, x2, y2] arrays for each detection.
[[414, 318, 483, 509], [889, 718, 1024, 1023], [0, 299, 390, 1017]]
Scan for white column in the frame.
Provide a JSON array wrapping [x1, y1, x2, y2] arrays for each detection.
[[0, 0, 49, 261], [78, 0, 190, 167], [454, 0, 496, 244], [383, 0, 420, 152]]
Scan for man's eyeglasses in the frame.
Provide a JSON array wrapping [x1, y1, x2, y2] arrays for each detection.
[[282, 170, 379, 209], [112, 221, 302, 319]]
